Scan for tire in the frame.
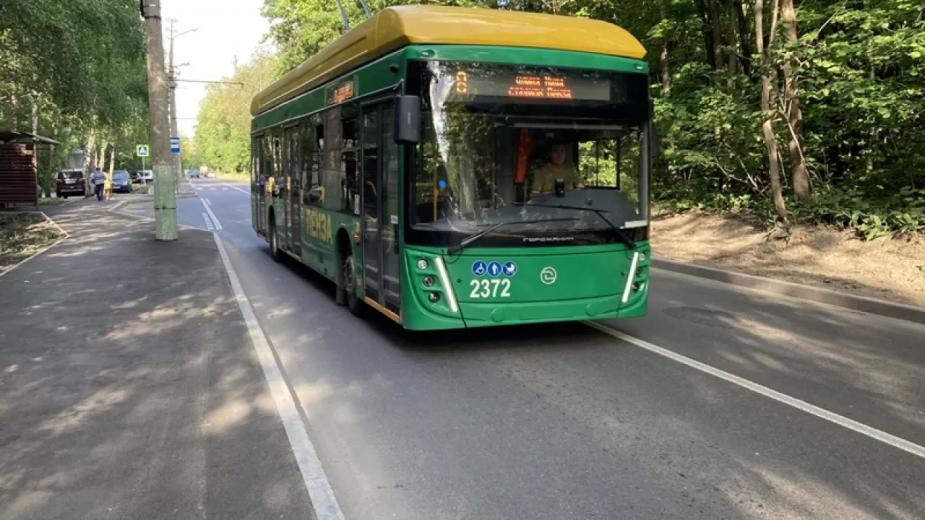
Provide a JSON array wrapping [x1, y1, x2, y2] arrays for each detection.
[[341, 254, 365, 316], [268, 218, 282, 262]]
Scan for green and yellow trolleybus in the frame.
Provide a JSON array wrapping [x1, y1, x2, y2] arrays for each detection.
[[251, 5, 654, 330]]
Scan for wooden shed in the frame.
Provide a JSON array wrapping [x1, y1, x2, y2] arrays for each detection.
[[0, 130, 59, 206]]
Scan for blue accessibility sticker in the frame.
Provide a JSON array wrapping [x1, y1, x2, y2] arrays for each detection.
[[503, 261, 517, 277], [487, 261, 503, 277], [472, 260, 487, 276]]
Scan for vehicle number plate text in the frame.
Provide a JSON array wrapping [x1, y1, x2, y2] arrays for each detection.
[[469, 279, 511, 299]]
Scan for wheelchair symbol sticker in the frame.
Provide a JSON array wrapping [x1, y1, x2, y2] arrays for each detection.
[[472, 261, 487, 276]]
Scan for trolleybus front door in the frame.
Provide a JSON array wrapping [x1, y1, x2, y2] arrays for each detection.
[[362, 103, 401, 314]]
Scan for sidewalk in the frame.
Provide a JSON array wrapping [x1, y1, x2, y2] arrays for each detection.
[[0, 201, 314, 519]]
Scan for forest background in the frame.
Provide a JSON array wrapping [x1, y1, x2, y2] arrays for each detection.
[[3, 0, 922, 238]]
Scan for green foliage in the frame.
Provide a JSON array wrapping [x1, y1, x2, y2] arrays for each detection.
[[0, 0, 150, 192], [193, 53, 278, 174]]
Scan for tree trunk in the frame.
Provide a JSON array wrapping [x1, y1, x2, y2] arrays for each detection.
[[695, 0, 718, 69], [756, 0, 788, 225], [736, 1, 752, 76], [781, 0, 809, 199], [707, 0, 724, 71], [726, 0, 739, 75], [660, 1, 671, 95]]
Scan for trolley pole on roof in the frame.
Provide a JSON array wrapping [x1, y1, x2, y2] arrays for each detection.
[[334, 0, 350, 31], [140, 0, 178, 240]]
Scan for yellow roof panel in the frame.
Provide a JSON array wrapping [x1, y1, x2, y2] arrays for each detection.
[[252, 5, 646, 116]]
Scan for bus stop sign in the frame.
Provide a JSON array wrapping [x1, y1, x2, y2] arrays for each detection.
[[170, 137, 180, 155]]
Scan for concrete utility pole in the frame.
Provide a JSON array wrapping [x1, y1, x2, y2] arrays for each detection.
[[141, 0, 178, 240]]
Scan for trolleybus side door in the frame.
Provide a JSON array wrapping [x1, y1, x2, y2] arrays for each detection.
[[361, 102, 401, 313]]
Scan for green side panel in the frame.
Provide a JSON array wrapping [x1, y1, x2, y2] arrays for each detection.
[[299, 205, 362, 283], [251, 45, 648, 133], [400, 241, 650, 331]]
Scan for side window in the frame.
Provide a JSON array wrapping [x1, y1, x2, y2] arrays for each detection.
[[261, 135, 272, 182], [285, 125, 299, 191], [299, 121, 313, 192], [342, 107, 359, 215], [272, 131, 283, 180], [323, 108, 343, 211], [251, 136, 260, 184]]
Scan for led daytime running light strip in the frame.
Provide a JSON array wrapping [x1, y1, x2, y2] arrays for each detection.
[[621, 252, 640, 304], [434, 257, 459, 313]]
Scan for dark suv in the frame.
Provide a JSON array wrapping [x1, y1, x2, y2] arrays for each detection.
[[56, 170, 86, 198]]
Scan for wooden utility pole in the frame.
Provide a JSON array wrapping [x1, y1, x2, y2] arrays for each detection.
[[141, 0, 178, 240]]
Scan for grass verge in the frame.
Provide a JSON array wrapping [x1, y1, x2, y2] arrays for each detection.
[[0, 213, 65, 273]]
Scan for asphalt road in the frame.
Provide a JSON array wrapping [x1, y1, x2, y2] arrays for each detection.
[[183, 178, 925, 519]]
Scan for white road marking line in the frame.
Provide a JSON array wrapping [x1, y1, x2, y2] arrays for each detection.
[[221, 187, 229, 191], [200, 199, 222, 230], [203, 198, 212, 206], [202, 212, 214, 231], [222, 183, 250, 195], [212, 232, 345, 520], [585, 321, 925, 460]]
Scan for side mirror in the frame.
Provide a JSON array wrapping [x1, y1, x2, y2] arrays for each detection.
[[394, 95, 421, 144]]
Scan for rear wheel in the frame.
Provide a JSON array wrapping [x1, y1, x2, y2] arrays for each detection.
[[268, 217, 282, 262]]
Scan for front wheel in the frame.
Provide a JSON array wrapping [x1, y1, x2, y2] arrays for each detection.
[[341, 254, 365, 316]]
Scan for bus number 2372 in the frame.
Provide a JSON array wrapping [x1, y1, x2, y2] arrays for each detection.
[[469, 279, 512, 299]]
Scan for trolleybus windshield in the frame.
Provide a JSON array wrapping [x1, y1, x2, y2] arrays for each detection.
[[410, 61, 650, 247]]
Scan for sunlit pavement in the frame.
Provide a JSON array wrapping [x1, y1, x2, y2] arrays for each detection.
[[2, 178, 924, 519], [0, 202, 313, 519], [187, 178, 925, 519]]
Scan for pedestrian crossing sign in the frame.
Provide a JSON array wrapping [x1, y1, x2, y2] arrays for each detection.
[[136, 144, 150, 157]]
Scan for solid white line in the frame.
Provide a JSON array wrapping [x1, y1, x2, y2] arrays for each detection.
[[203, 198, 212, 206], [223, 183, 250, 195], [211, 232, 346, 520], [40, 211, 70, 239], [201, 212, 214, 231], [0, 237, 66, 278], [200, 199, 223, 230], [585, 321, 925, 460]]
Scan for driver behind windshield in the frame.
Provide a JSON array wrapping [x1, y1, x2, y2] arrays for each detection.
[[529, 142, 584, 197]]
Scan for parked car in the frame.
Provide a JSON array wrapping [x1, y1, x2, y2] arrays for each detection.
[[111, 171, 133, 193], [138, 169, 154, 183], [130, 171, 142, 183], [187, 169, 199, 178], [55, 170, 86, 198]]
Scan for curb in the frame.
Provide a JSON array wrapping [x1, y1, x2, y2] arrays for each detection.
[[653, 257, 925, 324]]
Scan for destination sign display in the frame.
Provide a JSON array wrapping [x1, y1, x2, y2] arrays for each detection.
[[327, 79, 355, 105], [450, 67, 610, 102]]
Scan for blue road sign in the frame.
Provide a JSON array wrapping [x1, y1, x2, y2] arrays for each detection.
[[472, 261, 487, 277], [170, 136, 180, 155], [487, 261, 502, 277], [136, 144, 149, 157], [503, 262, 517, 277]]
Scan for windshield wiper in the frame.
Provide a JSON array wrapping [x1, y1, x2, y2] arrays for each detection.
[[447, 217, 579, 254], [516, 202, 637, 249]]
